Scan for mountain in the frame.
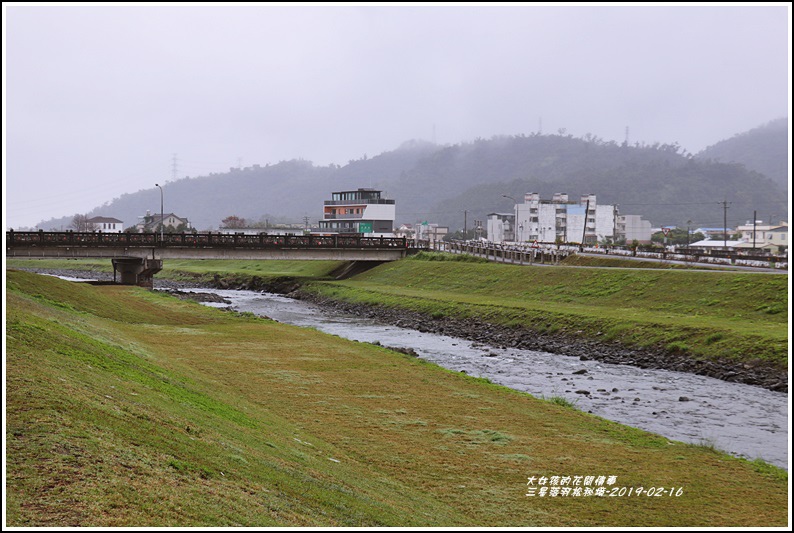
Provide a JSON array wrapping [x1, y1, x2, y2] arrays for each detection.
[[695, 117, 788, 193], [426, 133, 786, 229], [36, 131, 786, 232]]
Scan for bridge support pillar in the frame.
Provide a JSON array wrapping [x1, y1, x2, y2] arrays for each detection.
[[112, 257, 163, 287]]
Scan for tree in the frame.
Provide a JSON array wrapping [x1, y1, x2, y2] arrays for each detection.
[[221, 215, 247, 229], [651, 228, 703, 246], [69, 214, 97, 232]]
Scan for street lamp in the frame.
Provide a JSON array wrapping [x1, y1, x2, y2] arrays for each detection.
[[502, 194, 518, 242], [155, 183, 164, 242]]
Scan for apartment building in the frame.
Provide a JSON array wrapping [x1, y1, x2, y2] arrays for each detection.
[[616, 214, 653, 244], [486, 213, 515, 242], [514, 193, 616, 245]]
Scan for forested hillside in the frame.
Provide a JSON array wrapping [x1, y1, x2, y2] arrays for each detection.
[[36, 125, 787, 232], [696, 117, 788, 193], [429, 136, 785, 229]]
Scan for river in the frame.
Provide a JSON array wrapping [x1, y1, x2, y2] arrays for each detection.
[[176, 287, 789, 470]]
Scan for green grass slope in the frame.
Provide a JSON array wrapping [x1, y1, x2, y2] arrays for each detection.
[[302, 256, 789, 367], [5, 258, 346, 284], [5, 270, 788, 526]]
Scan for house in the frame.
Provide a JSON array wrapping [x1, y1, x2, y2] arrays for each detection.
[[318, 188, 396, 236], [394, 223, 414, 239], [135, 210, 192, 233], [687, 239, 745, 252], [735, 221, 788, 253], [86, 216, 124, 232]]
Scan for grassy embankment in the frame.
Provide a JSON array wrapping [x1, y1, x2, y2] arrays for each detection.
[[4, 257, 346, 284], [560, 254, 716, 269], [300, 253, 788, 368], [7, 254, 789, 367], [5, 269, 788, 526]]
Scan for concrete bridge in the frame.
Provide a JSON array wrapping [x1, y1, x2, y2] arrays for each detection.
[[6, 231, 413, 285]]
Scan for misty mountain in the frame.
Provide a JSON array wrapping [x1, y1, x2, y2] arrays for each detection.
[[426, 132, 787, 229], [35, 130, 786, 233], [695, 117, 788, 193]]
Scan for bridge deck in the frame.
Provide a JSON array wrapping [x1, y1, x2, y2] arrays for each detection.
[[6, 231, 412, 261]]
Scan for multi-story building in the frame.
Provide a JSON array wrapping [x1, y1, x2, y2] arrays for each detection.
[[416, 222, 449, 244], [514, 193, 616, 245], [616, 214, 653, 244], [318, 188, 396, 236], [486, 213, 515, 242]]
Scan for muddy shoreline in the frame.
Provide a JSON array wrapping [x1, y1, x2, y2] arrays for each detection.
[[16, 267, 788, 393]]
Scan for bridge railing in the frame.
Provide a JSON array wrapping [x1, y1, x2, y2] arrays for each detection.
[[6, 231, 409, 250]]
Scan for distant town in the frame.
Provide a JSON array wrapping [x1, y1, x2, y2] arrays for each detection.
[[26, 187, 788, 258]]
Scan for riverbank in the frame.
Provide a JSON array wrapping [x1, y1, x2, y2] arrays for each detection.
[[290, 256, 788, 392], [6, 269, 789, 526], [290, 290, 788, 392], [8, 257, 788, 392]]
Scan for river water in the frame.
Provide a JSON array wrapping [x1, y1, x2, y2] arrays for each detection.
[[177, 287, 789, 470]]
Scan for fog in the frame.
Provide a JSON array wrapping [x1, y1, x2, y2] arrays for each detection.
[[4, 4, 790, 229]]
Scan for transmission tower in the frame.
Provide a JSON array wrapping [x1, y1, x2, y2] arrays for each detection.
[[171, 153, 178, 181]]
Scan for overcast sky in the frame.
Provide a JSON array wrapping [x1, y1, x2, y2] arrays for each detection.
[[3, 3, 791, 229]]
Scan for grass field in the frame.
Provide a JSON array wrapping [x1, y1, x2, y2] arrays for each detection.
[[5, 269, 789, 526]]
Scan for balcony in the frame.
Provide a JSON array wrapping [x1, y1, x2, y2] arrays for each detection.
[[324, 199, 395, 206], [324, 213, 364, 219]]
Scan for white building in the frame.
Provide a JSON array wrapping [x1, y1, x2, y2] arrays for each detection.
[[86, 216, 124, 232], [616, 214, 653, 244], [735, 221, 788, 252], [416, 222, 449, 244], [486, 213, 515, 242], [513, 193, 616, 245]]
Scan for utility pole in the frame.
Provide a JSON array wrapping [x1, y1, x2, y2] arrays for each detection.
[[721, 199, 730, 248], [752, 210, 757, 250], [155, 183, 164, 242], [464, 210, 468, 240], [581, 199, 590, 249]]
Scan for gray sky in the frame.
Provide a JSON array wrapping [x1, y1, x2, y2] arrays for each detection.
[[4, 3, 791, 229]]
